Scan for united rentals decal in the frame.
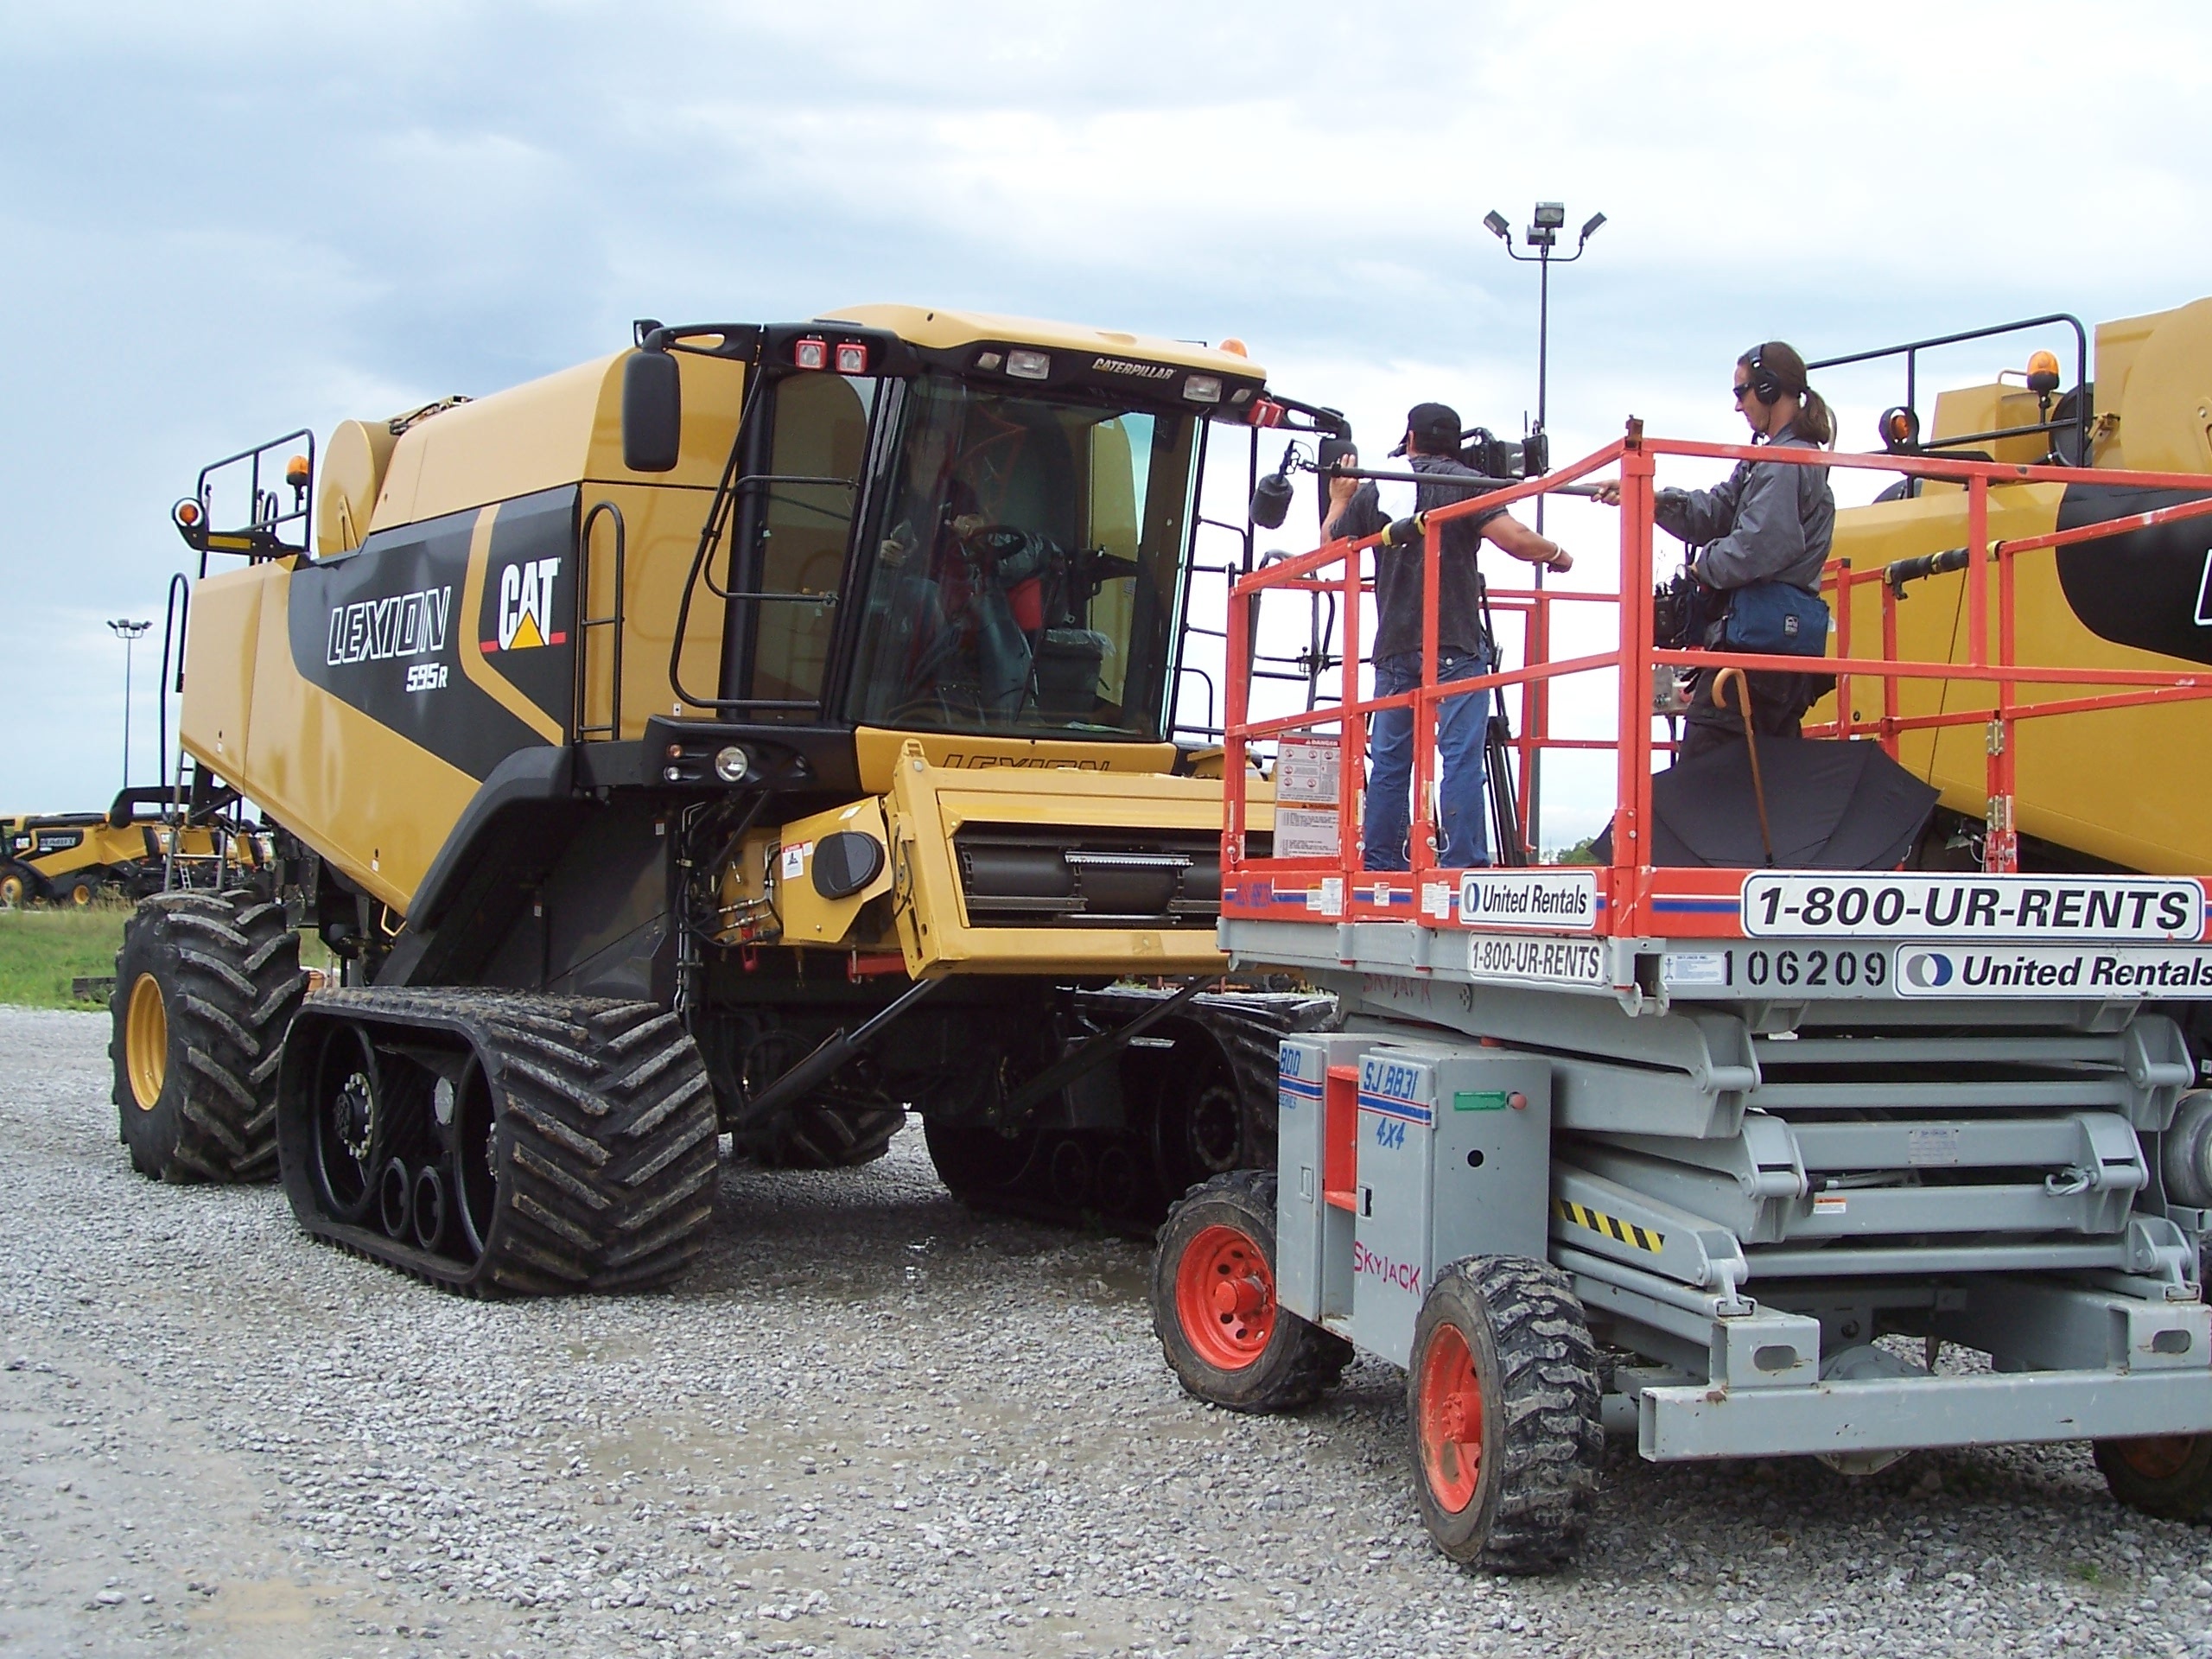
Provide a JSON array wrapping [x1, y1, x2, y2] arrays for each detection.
[[485, 557, 566, 653], [326, 586, 452, 666]]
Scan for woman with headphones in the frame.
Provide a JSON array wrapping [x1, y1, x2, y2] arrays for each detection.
[[1599, 341, 1837, 761]]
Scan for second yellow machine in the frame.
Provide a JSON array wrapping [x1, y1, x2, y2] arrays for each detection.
[[119, 308, 1335, 1291]]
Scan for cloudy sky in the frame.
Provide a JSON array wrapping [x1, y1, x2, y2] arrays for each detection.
[[3, 1, 2207, 844]]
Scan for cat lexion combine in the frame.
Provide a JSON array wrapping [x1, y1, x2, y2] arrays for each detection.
[[115, 305, 1338, 1284]]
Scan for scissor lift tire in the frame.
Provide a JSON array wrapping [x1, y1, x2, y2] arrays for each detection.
[[1408, 1255, 1603, 1574], [1150, 1169, 1351, 1413], [2094, 1433, 2212, 1522]]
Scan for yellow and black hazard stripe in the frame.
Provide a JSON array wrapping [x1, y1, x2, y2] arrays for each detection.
[[1554, 1198, 1665, 1255]]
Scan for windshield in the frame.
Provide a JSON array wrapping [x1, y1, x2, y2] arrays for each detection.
[[845, 375, 1198, 740]]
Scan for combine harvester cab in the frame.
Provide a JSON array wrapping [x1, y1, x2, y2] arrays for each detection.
[[1152, 312, 2212, 1570], [122, 308, 1347, 1291]]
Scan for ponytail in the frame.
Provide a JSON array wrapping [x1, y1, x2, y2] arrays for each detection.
[[1796, 386, 1835, 448]]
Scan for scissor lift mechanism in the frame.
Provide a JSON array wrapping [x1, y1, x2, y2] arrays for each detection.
[[1148, 423, 2212, 1569]]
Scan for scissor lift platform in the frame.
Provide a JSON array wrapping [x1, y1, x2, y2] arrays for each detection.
[[1150, 421, 2212, 1571]]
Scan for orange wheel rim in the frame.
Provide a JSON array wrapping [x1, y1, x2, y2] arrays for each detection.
[[1174, 1224, 1277, 1370], [2113, 1436, 2196, 1480], [1417, 1322, 1484, 1513]]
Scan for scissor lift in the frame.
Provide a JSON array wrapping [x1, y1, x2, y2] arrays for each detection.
[[1147, 421, 2212, 1570]]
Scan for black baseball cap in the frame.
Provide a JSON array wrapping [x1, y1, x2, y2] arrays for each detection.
[[1393, 402, 1462, 455]]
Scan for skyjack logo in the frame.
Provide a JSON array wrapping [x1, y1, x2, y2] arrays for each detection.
[[327, 587, 452, 666], [485, 557, 566, 652]]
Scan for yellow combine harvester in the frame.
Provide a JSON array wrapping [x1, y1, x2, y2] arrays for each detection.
[[1825, 297, 2212, 877], [2, 787, 266, 907], [119, 306, 1338, 1287]]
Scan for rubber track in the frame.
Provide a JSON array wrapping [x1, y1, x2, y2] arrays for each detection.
[[1449, 1255, 1605, 1574], [111, 890, 304, 1183], [280, 988, 717, 1298], [1156, 1168, 1353, 1409]]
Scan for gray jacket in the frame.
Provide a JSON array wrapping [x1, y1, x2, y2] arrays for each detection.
[[1653, 430, 1834, 592]]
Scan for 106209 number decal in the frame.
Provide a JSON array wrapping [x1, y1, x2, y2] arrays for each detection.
[[1741, 946, 1887, 990]]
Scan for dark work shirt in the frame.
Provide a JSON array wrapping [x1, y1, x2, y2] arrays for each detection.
[[1328, 454, 1505, 660], [1653, 430, 1833, 593]]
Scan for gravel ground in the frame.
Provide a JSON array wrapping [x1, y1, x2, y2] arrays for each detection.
[[3, 1003, 2211, 1658]]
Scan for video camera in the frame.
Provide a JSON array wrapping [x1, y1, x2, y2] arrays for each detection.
[[1457, 426, 1546, 481], [1651, 567, 1712, 650]]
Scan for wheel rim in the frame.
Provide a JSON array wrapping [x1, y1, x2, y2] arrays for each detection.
[[69, 882, 92, 907], [311, 1026, 380, 1222], [1174, 1223, 1277, 1370], [1417, 1322, 1484, 1514], [0, 874, 22, 906], [1186, 1082, 1243, 1175], [2111, 1435, 2196, 1481], [454, 1062, 500, 1260], [124, 973, 167, 1110]]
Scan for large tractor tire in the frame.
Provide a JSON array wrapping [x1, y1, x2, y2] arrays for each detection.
[[2095, 1433, 2212, 1522], [1150, 1169, 1351, 1413], [111, 890, 306, 1183], [0, 863, 37, 908], [1408, 1255, 1604, 1574]]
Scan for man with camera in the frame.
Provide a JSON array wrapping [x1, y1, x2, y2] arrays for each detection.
[[1325, 403, 1571, 871]]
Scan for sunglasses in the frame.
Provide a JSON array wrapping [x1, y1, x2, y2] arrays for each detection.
[[1731, 382, 1754, 402]]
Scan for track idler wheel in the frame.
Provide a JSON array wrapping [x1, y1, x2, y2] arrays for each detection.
[[276, 990, 719, 1296]]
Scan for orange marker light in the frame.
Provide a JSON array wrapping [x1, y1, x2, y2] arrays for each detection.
[[2025, 350, 2062, 394], [285, 454, 311, 487], [1217, 338, 1249, 358], [174, 499, 201, 526]]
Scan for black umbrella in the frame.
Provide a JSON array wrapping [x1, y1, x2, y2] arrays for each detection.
[[1595, 738, 1940, 870]]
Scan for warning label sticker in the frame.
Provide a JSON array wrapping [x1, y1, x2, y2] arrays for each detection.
[[1274, 738, 1341, 805], [1893, 944, 2212, 997], [1743, 874, 2202, 943]]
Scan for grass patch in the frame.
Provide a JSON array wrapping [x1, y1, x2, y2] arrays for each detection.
[[0, 901, 334, 1009], [0, 904, 130, 1009]]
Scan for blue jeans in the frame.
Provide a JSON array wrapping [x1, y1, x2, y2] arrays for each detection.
[[1363, 647, 1492, 871]]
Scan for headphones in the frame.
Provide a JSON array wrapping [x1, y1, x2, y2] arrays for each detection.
[[1743, 344, 1796, 406]]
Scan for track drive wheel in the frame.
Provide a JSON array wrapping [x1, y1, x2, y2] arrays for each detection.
[[1408, 1255, 1603, 1573], [2095, 1433, 2212, 1522], [110, 889, 306, 1182], [735, 1096, 906, 1169], [1150, 1169, 1350, 1412]]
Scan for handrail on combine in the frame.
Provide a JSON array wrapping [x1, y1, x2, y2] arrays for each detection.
[[1221, 423, 2212, 941]]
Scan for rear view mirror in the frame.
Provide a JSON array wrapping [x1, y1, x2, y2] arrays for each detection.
[[622, 350, 683, 473]]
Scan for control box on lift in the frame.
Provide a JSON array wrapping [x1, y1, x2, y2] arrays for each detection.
[[1274, 1034, 1551, 1367]]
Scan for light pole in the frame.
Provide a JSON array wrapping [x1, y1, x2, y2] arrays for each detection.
[[107, 619, 151, 792], [1483, 202, 1605, 537], [1484, 202, 1603, 856]]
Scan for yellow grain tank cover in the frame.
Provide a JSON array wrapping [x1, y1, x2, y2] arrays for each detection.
[[316, 419, 399, 556]]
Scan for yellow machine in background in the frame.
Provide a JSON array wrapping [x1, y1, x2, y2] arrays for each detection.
[[1825, 298, 2212, 874], [121, 305, 1338, 1293], [2, 789, 266, 906]]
